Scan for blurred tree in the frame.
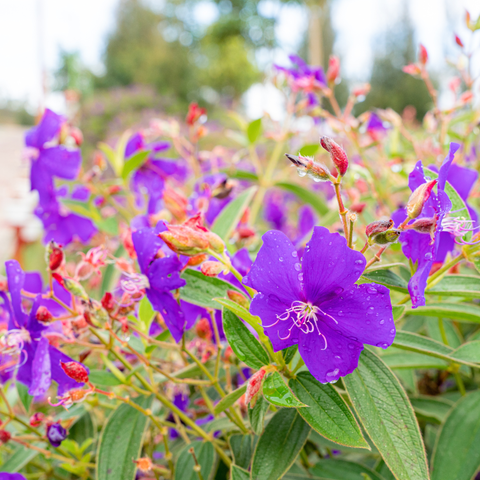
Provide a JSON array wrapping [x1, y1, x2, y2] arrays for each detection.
[[53, 50, 93, 96], [355, 10, 432, 120]]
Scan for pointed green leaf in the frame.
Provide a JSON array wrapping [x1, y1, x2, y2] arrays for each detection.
[[263, 372, 306, 408], [298, 144, 319, 156], [382, 352, 449, 369], [344, 350, 429, 480], [431, 390, 480, 480], [427, 274, 480, 298], [361, 270, 408, 293], [231, 465, 251, 480], [229, 435, 254, 470], [310, 459, 386, 480], [223, 309, 269, 369], [180, 268, 242, 309], [408, 302, 480, 323], [121, 150, 150, 180], [211, 186, 257, 242], [282, 345, 298, 364], [175, 441, 215, 480], [16, 381, 32, 413], [214, 384, 247, 415], [96, 395, 153, 480], [247, 118, 263, 144], [275, 181, 329, 216], [248, 395, 269, 435], [289, 371, 368, 448], [449, 340, 480, 363], [0, 445, 39, 472], [251, 408, 311, 480], [410, 396, 454, 424]]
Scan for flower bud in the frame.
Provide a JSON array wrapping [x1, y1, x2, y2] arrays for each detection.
[[285, 153, 331, 182], [134, 457, 153, 473], [200, 261, 223, 277], [455, 34, 464, 47], [409, 216, 437, 242], [402, 64, 422, 76], [46, 422, 67, 448], [237, 226, 256, 239], [63, 277, 89, 301], [350, 202, 367, 214], [326, 55, 340, 84], [320, 136, 349, 176], [160, 229, 209, 256], [0, 275, 7, 291], [406, 179, 437, 219], [352, 84, 371, 98], [196, 317, 212, 341], [101, 292, 115, 311], [245, 368, 266, 406], [60, 361, 89, 383], [29, 412, 45, 427], [186, 102, 206, 126], [47, 241, 64, 271], [187, 254, 208, 267], [370, 229, 402, 246], [69, 126, 83, 146], [419, 44, 428, 65], [0, 430, 11, 444], [205, 231, 225, 254], [366, 219, 394, 238], [36, 306, 53, 324], [227, 290, 250, 310]]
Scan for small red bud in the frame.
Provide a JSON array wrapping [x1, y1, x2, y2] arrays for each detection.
[[70, 127, 83, 146], [134, 457, 153, 473], [460, 91, 474, 104], [0, 430, 11, 444], [366, 219, 394, 238], [186, 103, 206, 126], [101, 292, 115, 311], [29, 412, 45, 427], [108, 185, 122, 195], [196, 317, 212, 341], [245, 368, 266, 405], [223, 346, 234, 363], [0, 275, 8, 292], [237, 226, 256, 239], [36, 306, 53, 323], [60, 361, 89, 383], [419, 44, 428, 65], [48, 242, 64, 271], [326, 55, 340, 84], [406, 180, 437, 219], [52, 273, 65, 288], [403, 64, 421, 76], [350, 202, 367, 214], [200, 261, 223, 277], [320, 136, 349, 176], [455, 34, 464, 48]]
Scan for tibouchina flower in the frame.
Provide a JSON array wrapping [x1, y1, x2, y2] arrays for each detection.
[[392, 143, 460, 307], [243, 227, 395, 384]]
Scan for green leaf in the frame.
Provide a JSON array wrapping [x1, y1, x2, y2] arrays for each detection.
[[98, 142, 120, 174], [289, 371, 368, 448], [263, 372, 306, 408], [69, 411, 96, 449], [343, 349, 429, 480], [88, 369, 123, 387], [410, 396, 454, 424], [229, 435, 254, 470], [427, 275, 480, 298], [382, 352, 449, 369], [449, 340, 480, 363], [214, 384, 247, 415], [0, 445, 39, 472], [310, 459, 386, 480], [223, 309, 270, 369], [231, 465, 251, 480], [221, 169, 259, 182], [248, 395, 269, 435], [275, 181, 329, 216], [211, 186, 257, 242], [431, 390, 480, 480], [180, 268, 242, 309], [138, 296, 155, 333], [298, 144, 320, 156], [121, 150, 150, 180], [283, 345, 298, 364], [361, 270, 408, 293], [62, 199, 100, 220], [175, 441, 215, 480], [251, 408, 311, 480], [393, 305, 406, 321], [408, 303, 480, 323], [96, 395, 153, 480], [16, 381, 32, 413], [96, 216, 119, 236], [247, 118, 263, 144]]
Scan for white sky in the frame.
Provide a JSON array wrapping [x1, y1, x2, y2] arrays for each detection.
[[0, 0, 479, 116]]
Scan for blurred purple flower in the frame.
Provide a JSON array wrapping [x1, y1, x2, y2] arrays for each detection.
[[0, 474, 27, 480], [244, 227, 394, 384], [46, 422, 67, 447]]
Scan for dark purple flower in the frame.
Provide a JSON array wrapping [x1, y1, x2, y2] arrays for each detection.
[[2, 260, 86, 396], [132, 222, 186, 342], [243, 227, 394, 384], [392, 143, 460, 307], [46, 422, 67, 447], [0, 474, 27, 480]]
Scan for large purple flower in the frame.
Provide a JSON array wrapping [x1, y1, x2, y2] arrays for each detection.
[[392, 143, 460, 307], [1, 261, 86, 396], [243, 227, 394, 384], [132, 222, 186, 342]]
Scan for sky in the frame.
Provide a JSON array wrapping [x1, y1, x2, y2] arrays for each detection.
[[0, 0, 479, 117]]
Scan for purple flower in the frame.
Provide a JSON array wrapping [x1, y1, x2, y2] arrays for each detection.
[[2, 260, 86, 396], [243, 227, 394, 384], [132, 222, 186, 342], [46, 422, 67, 447], [0, 474, 27, 480], [392, 143, 460, 307]]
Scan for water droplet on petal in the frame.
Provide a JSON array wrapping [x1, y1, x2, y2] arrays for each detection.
[[294, 263, 301, 271], [338, 311, 344, 316], [279, 257, 283, 262], [367, 286, 378, 295], [292, 251, 298, 258], [326, 368, 339, 378], [376, 342, 388, 348], [334, 355, 342, 362], [298, 273, 304, 282], [424, 252, 433, 260], [354, 259, 363, 265], [367, 306, 374, 315], [379, 319, 385, 325], [348, 343, 355, 350], [334, 287, 344, 295]]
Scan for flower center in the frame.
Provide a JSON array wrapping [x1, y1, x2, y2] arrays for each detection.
[[266, 300, 338, 350], [441, 216, 480, 245], [0, 328, 30, 371]]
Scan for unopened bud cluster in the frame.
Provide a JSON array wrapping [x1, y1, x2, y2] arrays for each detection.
[[366, 219, 401, 246]]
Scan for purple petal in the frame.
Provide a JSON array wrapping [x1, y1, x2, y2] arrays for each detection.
[[303, 227, 366, 305], [23, 272, 43, 294], [182, 301, 208, 330], [148, 256, 186, 292], [5, 260, 28, 328], [125, 132, 144, 158], [294, 205, 316, 245], [146, 290, 185, 343], [29, 337, 52, 396], [243, 231, 302, 305], [0, 473, 28, 480], [435, 232, 455, 263], [132, 224, 167, 273], [322, 284, 395, 348], [25, 109, 63, 149], [49, 347, 87, 395], [38, 146, 81, 180]]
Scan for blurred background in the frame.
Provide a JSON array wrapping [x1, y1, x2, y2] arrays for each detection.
[[1, 0, 479, 262]]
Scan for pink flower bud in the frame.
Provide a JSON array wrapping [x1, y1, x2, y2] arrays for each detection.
[[195, 317, 212, 341], [187, 254, 208, 267], [0, 430, 11, 444], [406, 179, 437, 219], [285, 154, 332, 182], [36, 306, 53, 323], [69, 127, 83, 146], [101, 292, 115, 311], [245, 368, 266, 405], [455, 34, 464, 47], [29, 412, 45, 427], [60, 361, 89, 384], [402, 64, 421, 76], [419, 44, 428, 65], [320, 136, 349, 176], [326, 55, 340, 84], [352, 84, 371, 98], [460, 91, 474, 104], [366, 219, 394, 238], [200, 261, 223, 277], [227, 290, 250, 310]]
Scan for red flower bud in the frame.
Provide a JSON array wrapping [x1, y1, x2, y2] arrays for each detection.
[[406, 179, 437, 219], [366, 219, 394, 238], [108, 185, 122, 195], [460, 91, 474, 104], [237, 226, 256, 239], [223, 346, 234, 363], [186, 103, 207, 126], [227, 290, 250, 310], [320, 136, 349, 176], [36, 306, 53, 323], [47, 242, 64, 271], [409, 216, 437, 242], [419, 44, 428, 65], [352, 84, 371, 98], [187, 254, 208, 267], [455, 34, 464, 47], [69, 126, 83, 146], [326, 55, 340, 84], [350, 202, 367, 214], [245, 368, 266, 406], [60, 361, 89, 383], [200, 261, 223, 277], [402, 64, 421, 76], [196, 317, 212, 341], [0, 275, 8, 292], [101, 292, 115, 311], [0, 430, 11, 444], [29, 412, 45, 427]]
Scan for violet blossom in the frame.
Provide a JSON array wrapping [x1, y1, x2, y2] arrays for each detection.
[[392, 143, 460, 308], [243, 227, 394, 384]]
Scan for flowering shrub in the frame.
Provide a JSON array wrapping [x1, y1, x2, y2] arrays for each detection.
[[2, 22, 480, 480]]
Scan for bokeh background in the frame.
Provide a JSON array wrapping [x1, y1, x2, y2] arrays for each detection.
[[1, 0, 479, 262]]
